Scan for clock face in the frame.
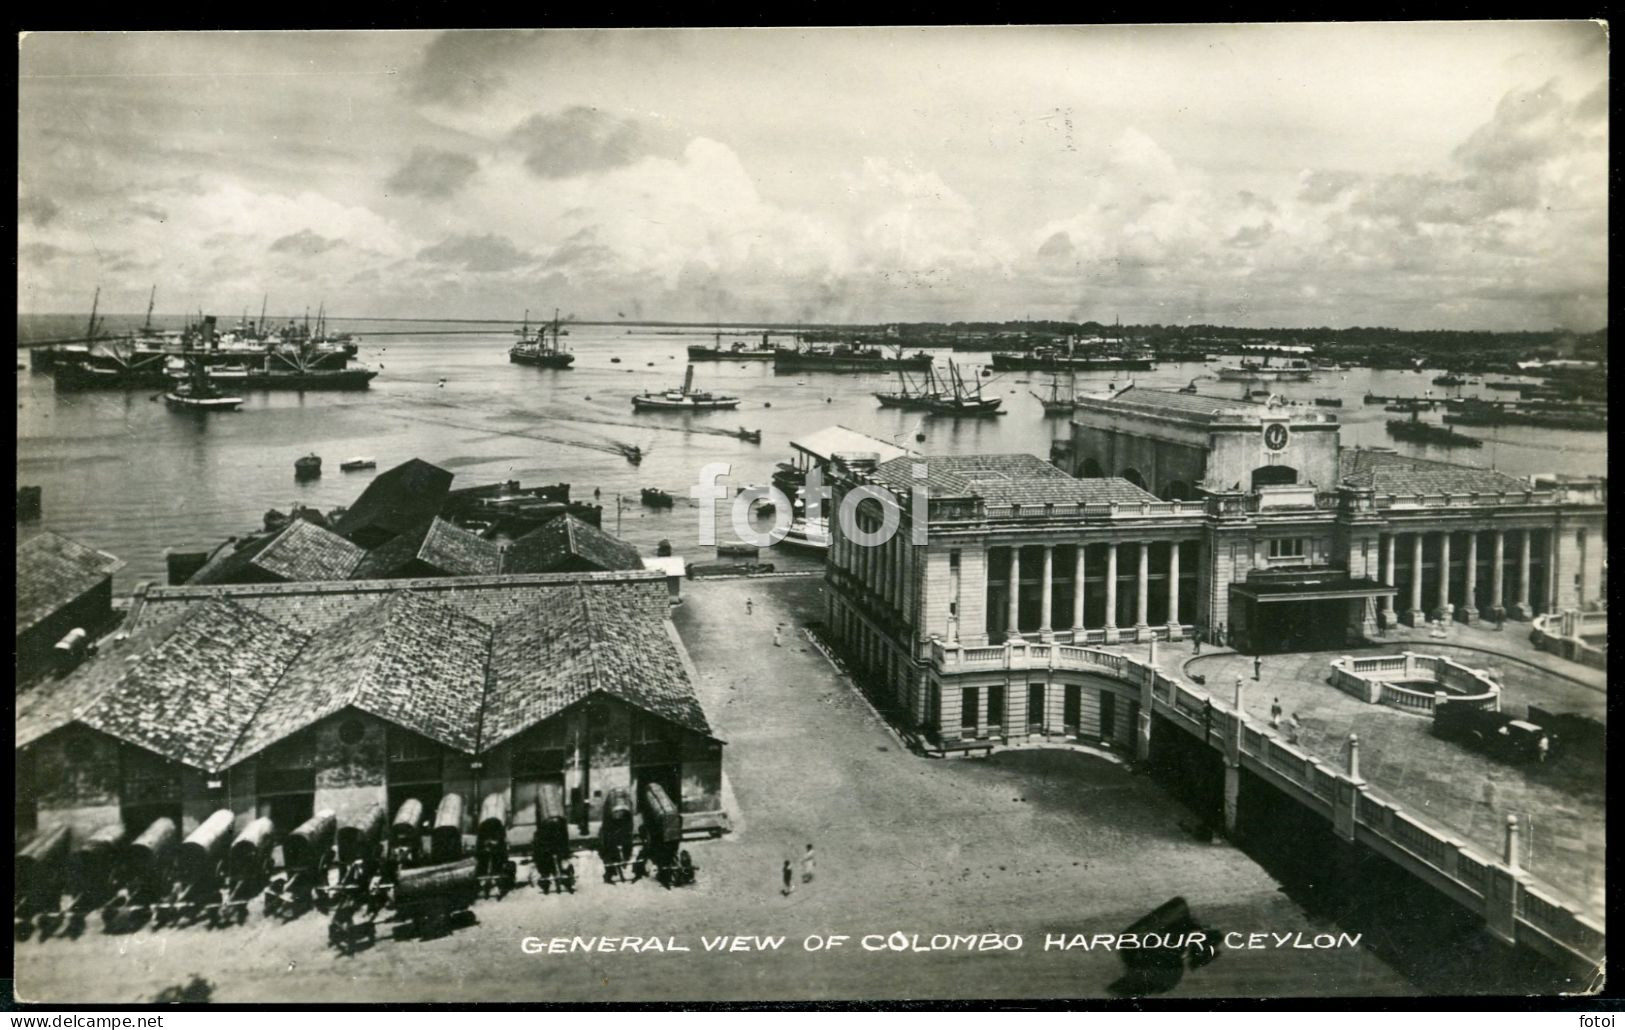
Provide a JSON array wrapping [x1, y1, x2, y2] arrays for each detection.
[[1263, 422, 1289, 451]]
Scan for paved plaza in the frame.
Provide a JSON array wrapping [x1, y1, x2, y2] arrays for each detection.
[[1178, 623, 1606, 916], [15, 576, 1423, 1003]]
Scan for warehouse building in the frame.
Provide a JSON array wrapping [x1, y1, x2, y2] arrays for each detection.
[[16, 570, 723, 846], [15, 531, 125, 687]]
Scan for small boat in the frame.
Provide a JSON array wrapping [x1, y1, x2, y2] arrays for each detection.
[[295, 453, 323, 479], [340, 457, 377, 471], [734, 427, 763, 443], [1177, 378, 1200, 394], [632, 365, 741, 411], [1030, 375, 1076, 416], [640, 487, 675, 509], [1312, 396, 1344, 407], [619, 444, 643, 465], [1432, 374, 1468, 387]]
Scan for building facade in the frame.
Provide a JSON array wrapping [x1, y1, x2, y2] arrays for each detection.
[[823, 389, 1606, 754]]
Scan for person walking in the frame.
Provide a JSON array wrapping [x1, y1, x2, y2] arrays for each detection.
[[774, 625, 783, 647], [746, 598, 754, 616], [781, 859, 794, 896], [1537, 734, 1550, 764], [1193, 625, 1203, 656], [1269, 697, 1283, 729], [801, 843, 816, 883], [1288, 712, 1303, 744], [1253, 654, 1262, 681]]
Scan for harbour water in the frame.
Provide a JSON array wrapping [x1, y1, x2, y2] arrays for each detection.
[[15, 317, 1608, 591]]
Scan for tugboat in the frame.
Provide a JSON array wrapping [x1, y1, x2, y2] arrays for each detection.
[[295, 453, 323, 479], [339, 457, 377, 471], [632, 365, 741, 411], [640, 487, 675, 509], [164, 354, 244, 412], [509, 309, 575, 368]]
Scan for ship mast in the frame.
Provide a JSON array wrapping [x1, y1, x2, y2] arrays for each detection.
[[85, 287, 102, 341], [143, 286, 156, 333], [258, 294, 268, 336]]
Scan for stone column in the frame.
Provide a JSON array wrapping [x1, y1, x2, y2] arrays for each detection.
[[1461, 532, 1479, 624], [1104, 543, 1120, 643], [1071, 544, 1086, 637], [1407, 533, 1425, 626], [1490, 530, 1506, 621], [1514, 529, 1532, 620], [1382, 533, 1397, 624], [1134, 541, 1151, 638], [1223, 676, 1245, 838], [1007, 546, 1022, 642], [1166, 541, 1183, 639], [1438, 531, 1453, 621], [1039, 545, 1055, 641]]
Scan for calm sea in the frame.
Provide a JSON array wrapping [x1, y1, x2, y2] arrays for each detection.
[[15, 316, 1608, 592]]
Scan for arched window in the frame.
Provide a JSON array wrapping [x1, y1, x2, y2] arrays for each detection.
[[1121, 467, 1147, 490], [1081, 458, 1105, 479], [1251, 465, 1298, 489]]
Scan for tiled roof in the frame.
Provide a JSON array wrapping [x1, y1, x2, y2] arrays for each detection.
[[333, 459, 454, 543], [1339, 448, 1530, 496], [869, 453, 1159, 506], [229, 591, 490, 763], [351, 517, 502, 578], [483, 585, 713, 749], [17, 600, 309, 771], [16, 531, 124, 636], [502, 515, 644, 574], [191, 520, 366, 585], [24, 575, 712, 768]]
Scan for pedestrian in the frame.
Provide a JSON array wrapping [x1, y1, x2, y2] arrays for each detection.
[[802, 843, 816, 883], [1288, 712, 1302, 744], [1269, 697, 1283, 729], [1193, 626, 1202, 656], [1253, 654, 1262, 681], [1537, 734, 1550, 764], [1495, 608, 1506, 632], [746, 598, 754, 615], [782, 859, 794, 896], [774, 625, 783, 647]]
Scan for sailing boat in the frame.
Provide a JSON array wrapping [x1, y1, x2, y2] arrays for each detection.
[[632, 364, 741, 411], [875, 358, 1002, 416], [164, 353, 244, 412], [1030, 374, 1076, 415], [509, 309, 576, 368]]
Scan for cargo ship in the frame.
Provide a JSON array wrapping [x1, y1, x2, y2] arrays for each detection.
[[990, 347, 1155, 372], [688, 331, 780, 361], [773, 342, 933, 373], [1385, 413, 1482, 449], [509, 309, 575, 368], [1214, 356, 1314, 381]]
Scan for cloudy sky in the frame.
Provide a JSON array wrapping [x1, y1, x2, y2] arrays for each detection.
[[17, 24, 1609, 329]]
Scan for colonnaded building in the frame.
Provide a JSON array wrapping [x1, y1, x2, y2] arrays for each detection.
[[823, 387, 1606, 754]]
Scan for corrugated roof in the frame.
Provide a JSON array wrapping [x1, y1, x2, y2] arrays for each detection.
[[790, 424, 909, 464], [1340, 448, 1530, 496], [502, 515, 644, 574], [869, 453, 1159, 506], [15, 531, 124, 636], [482, 585, 713, 749], [1083, 386, 1269, 424], [17, 599, 309, 771], [229, 591, 489, 763]]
